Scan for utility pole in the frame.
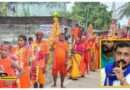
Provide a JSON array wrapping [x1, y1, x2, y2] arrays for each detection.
[[84, 6, 90, 31], [112, 2, 117, 23]]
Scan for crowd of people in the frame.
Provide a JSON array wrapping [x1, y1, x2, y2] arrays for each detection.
[[0, 20, 130, 88]]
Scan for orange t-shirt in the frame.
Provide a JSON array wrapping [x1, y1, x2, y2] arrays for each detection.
[[32, 40, 49, 55], [54, 40, 68, 63], [71, 27, 81, 39]]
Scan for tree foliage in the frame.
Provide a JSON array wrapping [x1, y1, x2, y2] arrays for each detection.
[[119, 2, 130, 19], [64, 2, 112, 30], [0, 2, 8, 16]]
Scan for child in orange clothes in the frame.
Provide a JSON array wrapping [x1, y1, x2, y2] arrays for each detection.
[[0, 44, 22, 88], [14, 35, 31, 88]]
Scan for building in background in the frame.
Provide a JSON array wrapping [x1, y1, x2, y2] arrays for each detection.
[[0, 2, 76, 44], [7, 2, 67, 16]]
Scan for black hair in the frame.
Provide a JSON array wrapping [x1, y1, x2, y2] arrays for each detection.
[[75, 24, 79, 27], [18, 35, 27, 42], [102, 43, 114, 54], [64, 27, 68, 30], [28, 37, 33, 41], [114, 42, 130, 51]]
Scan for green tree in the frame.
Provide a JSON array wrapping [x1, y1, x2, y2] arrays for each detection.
[[118, 2, 130, 19], [0, 2, 8, 16], [63, 2, 112, 30]]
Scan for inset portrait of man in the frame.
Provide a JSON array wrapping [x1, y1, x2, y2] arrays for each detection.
[[101, 41, 130, 86]]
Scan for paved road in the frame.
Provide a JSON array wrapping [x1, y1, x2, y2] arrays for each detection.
[[45, 70, 100, 88]]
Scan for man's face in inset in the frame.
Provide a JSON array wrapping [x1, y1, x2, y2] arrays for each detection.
[[114, 47, 130, 66]]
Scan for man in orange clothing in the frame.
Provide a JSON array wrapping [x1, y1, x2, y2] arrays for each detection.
[[71, 24, 81, 44], [30, 31, 49, 88], [52, 33, 68, 88]]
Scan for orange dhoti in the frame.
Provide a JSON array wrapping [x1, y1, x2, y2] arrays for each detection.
[[52, 40, 68, 76], [52, 61, 67, 76], [18, 67, 31, 88], [31, 69, 45, 86], [84, 50, 90, 73], [52, 52, 67, 76], [31, 59, 46, 86], [90, 47, 97, 71], [14, 47, 31, 88], [79, 56, 86, 76], [95, 46, 100, 69]]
